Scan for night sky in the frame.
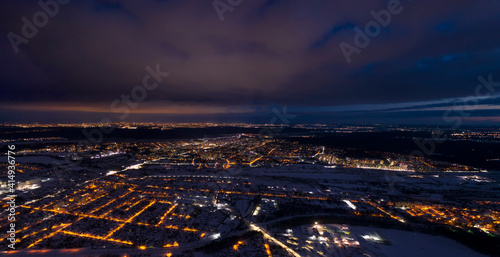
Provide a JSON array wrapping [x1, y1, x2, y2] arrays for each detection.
[[1, 0, 500, 124]]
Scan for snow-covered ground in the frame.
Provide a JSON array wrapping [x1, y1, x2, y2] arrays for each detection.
[[351, 226, 487, 257]]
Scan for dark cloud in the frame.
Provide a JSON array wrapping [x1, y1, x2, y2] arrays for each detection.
[[1, 0, 500, 123]]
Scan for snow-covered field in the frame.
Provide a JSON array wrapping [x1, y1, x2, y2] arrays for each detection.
[[351, 226, 487, 257]]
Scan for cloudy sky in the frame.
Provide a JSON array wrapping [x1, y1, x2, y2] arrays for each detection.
[[1, 0, 500, 124]]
